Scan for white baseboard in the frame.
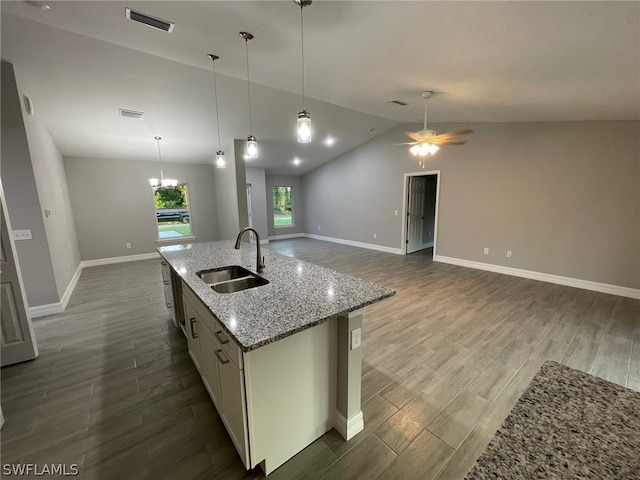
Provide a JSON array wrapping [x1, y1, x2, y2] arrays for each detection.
[[434, 255, 640, 300], [60, 263, 82, 311], [29, 302, 63, 318], [303, 233, 403, 255], [268, 233, 305, 241], [81, 252, 160, 268], [334, 409, 364, 441]]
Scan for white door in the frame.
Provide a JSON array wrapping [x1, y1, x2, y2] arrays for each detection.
[[0, 181, 38, 366], [406, 176, 426, 254]]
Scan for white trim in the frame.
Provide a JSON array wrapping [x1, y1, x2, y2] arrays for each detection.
[[259, 239, 270, 244], [156, 235, 196, 244], [334, 409, 364, 441], [81, 252, 160, 268], [401, 171, 441, 255], [29, 302, 63, 318], [59, 263, 82, 311], [303, 233, 403, 255], [268, 233, 305, 241], [434, 255, 640, 300]]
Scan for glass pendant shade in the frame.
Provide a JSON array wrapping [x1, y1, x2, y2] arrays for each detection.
[[216, 150, 226, 168], [246, 135, 258, 159], [149, 178, 159, 187], [297, 110, 312, 143]]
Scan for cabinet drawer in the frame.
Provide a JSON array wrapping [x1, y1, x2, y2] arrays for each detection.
[[211, 319, 243, 370]]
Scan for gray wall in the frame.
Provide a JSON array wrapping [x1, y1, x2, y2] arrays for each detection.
[[266, 174, 305, 238], [245, 168, 269, 241], [302, 121, 640, 289], [1, 61, 59, 306], [22, 95, 81, 300], [65, 156, 221, 260]]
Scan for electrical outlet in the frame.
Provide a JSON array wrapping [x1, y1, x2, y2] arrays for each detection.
[[483, 247, 489, 255], [507, 250, 512, 258], [394, 210, 398, 216], [13, 230, 32, 240], [351, 328, 362, 350], [317, 226, 320, 231], [126, 243, 132, 249], [373, 233, 377, 239]]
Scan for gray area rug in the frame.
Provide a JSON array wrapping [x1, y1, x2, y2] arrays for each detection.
[[465, 361, 640, 479]]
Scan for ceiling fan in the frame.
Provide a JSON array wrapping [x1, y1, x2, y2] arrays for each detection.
[[401, 91, 473, 166]]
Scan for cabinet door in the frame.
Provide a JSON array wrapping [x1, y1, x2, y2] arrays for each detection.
[[217, 348, 249, 464], [184, 298, 201, 371], [199, 322, 221, 410]]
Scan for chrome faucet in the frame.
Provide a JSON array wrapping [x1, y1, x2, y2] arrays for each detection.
[[234, 227, 265, 273]]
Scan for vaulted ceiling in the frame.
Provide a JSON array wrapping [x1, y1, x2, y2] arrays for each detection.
[[2, 1, 638, 174]]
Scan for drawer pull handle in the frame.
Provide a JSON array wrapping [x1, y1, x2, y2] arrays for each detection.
[[190, 318, 198, 338], [161, 261, 167, 266], [215, 349, 230, 365], [166, 303, 172, 308], [215, 331, 229, 344], [163, 280, 169, 285]]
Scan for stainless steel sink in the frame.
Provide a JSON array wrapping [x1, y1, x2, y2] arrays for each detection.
[[211, 276, 269, 294], [197, 266, 253, 284], [196, 266, 269, 294]]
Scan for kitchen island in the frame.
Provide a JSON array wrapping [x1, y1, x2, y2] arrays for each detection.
[[158, 240, 394, 475]]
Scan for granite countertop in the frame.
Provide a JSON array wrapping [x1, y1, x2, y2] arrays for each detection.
[[158, 240, 395, 352]]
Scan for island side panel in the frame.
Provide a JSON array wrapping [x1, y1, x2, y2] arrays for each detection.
[[335, 309, 364, 440], [243, 319, 336, 475]]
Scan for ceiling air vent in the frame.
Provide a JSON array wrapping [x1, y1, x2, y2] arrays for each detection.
[[387, 100, 408, 106], [119, 109, 144, 120], [125, 8, 174, 32]]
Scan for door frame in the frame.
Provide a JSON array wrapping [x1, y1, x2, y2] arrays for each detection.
[[400, 170, 441, 256]]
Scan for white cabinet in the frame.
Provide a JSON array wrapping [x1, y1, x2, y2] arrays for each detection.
[[161, 261, 176, 325], [182, 285, 249, 466]]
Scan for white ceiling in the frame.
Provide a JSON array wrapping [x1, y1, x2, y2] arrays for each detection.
[[2, 1, 638, 175]]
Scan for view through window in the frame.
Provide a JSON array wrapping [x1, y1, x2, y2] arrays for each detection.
[[272, 186, 293, 227], [154, 185, 192, 239]]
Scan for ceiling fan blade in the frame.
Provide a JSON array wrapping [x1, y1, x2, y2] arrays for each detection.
[[395, 142, 418, 146], [404, 131, 426, 142], [435, 129, 474, 140], [435, 139, 467, 146]]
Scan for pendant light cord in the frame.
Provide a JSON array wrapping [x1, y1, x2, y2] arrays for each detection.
[[211, 58, 222, 150], [300, 5, 305, 111], [155, 136, 164, 182], [244, 39, 253, 133]]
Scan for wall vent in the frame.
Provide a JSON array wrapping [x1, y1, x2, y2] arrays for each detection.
[[125, 8, 174, 32], [119, 109, 144, 120], [387, 100, 408, 106]]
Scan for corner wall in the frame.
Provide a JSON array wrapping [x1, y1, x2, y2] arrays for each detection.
[[302, 121, 640, 290]]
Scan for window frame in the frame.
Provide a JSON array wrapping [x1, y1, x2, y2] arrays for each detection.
[[153, 183, 196, 243], [272, 185, 294, 228]]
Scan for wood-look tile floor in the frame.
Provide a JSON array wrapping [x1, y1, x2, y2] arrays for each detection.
[[2, 238, 638, 479]]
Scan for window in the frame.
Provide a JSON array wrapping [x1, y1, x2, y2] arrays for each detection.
[[272, 186, 293, 227], [154, 184, 192, 239]]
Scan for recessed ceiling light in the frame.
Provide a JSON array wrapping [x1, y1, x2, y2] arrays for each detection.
[[125, 7, 174, 32], [293, 158, 301, 166], [324, 136, 335, 147]]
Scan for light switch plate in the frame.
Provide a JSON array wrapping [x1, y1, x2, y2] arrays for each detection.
[[351, 328, 362, 350], [13, 230, 32, 240]]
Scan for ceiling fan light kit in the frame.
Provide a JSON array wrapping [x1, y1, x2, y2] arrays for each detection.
[[404, 90, 473, 167]]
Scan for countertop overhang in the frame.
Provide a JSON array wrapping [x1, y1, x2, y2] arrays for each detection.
[[158, 240, 395, 352]]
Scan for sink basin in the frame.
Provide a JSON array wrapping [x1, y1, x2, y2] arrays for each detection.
[[211, 276, 269, 294], [197, 266, 269, 294], [197, 266, 253, 284]]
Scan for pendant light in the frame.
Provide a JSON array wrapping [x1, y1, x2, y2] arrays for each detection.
[[295, 0, 312, 143], [208, 54, 226, 169], [149, 136, 177, 187], [240, 31, 258, 159]]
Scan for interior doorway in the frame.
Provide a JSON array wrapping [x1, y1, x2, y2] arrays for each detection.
[[402, 171, 440, 256]]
